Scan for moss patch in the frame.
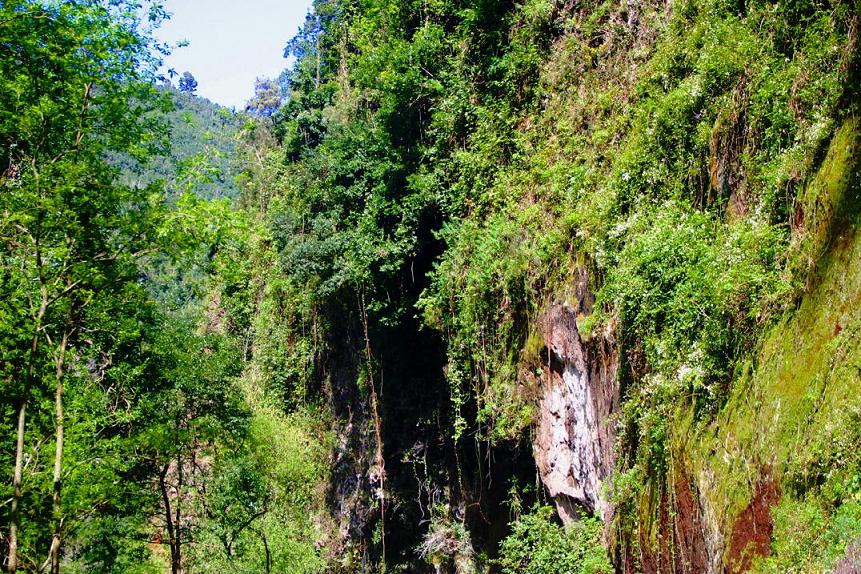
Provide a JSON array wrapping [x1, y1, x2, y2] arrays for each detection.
[[671, 116, 861, 570]]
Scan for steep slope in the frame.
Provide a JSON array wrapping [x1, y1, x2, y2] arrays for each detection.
[[615, 117, 861, 574], [210, 0, 861, 572]]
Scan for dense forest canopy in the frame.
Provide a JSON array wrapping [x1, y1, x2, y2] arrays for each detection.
[[1, 0, 860, 573]]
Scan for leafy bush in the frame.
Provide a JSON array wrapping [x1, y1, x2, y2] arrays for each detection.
[[753, 498, 861, 573], [497, 507, 611, 574], [599, 201, 787, 403]]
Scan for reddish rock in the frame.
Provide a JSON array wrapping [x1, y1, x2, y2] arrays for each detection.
[[639, 469, 710, 574], [724, 473, 780, 574]]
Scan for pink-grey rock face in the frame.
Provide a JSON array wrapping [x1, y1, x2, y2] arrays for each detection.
[[533, 283, 619, 524], [831, 539, 861, 574]]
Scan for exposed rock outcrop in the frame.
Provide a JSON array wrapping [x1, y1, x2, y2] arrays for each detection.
[[636, 467, 713, 574], [532, 270, 620, 524], [832, 539, 861, 574], [724, 474, 779, 574]]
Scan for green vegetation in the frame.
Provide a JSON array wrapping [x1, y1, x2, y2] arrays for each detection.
[[2, 0, 860, 572], [0, 2, 325, 573], [497, 507, 611, 574], [114, 88, 248, 200]]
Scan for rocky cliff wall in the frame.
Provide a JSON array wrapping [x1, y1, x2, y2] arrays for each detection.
[[533, 271, 620, 524]]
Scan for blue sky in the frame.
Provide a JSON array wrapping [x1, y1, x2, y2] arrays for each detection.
[[156, 0, 314, 109]]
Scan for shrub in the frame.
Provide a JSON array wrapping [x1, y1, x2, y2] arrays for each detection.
[[496, 507, 611, 574]]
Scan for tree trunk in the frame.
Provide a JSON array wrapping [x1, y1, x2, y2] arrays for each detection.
[[159, 464, 181, 574], [7, 394, 27, 574], [174, 453, 183, 574], [49, 327, 69, 574], [8, 291, 47, 574], [260, 530, 271, 574]]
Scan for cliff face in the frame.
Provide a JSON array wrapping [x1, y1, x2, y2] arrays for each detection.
[[244, 0, 861, 570], [623, 117, 861, 574], [533, 272, 620, 525], [529, 124, 861, 571]]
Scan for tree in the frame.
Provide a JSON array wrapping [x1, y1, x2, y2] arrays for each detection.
[[179, 71, 199, 95], [140, 318, 246, 574], [245, 78, 281, 117], [0, 1, 169, 570]]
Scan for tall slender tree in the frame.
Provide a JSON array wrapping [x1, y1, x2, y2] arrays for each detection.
[[0, 1, 169, 570]]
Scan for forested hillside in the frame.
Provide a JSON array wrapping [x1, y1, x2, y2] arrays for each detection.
[[1, 0, 860, 573], [114, 87, 247, 199]]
